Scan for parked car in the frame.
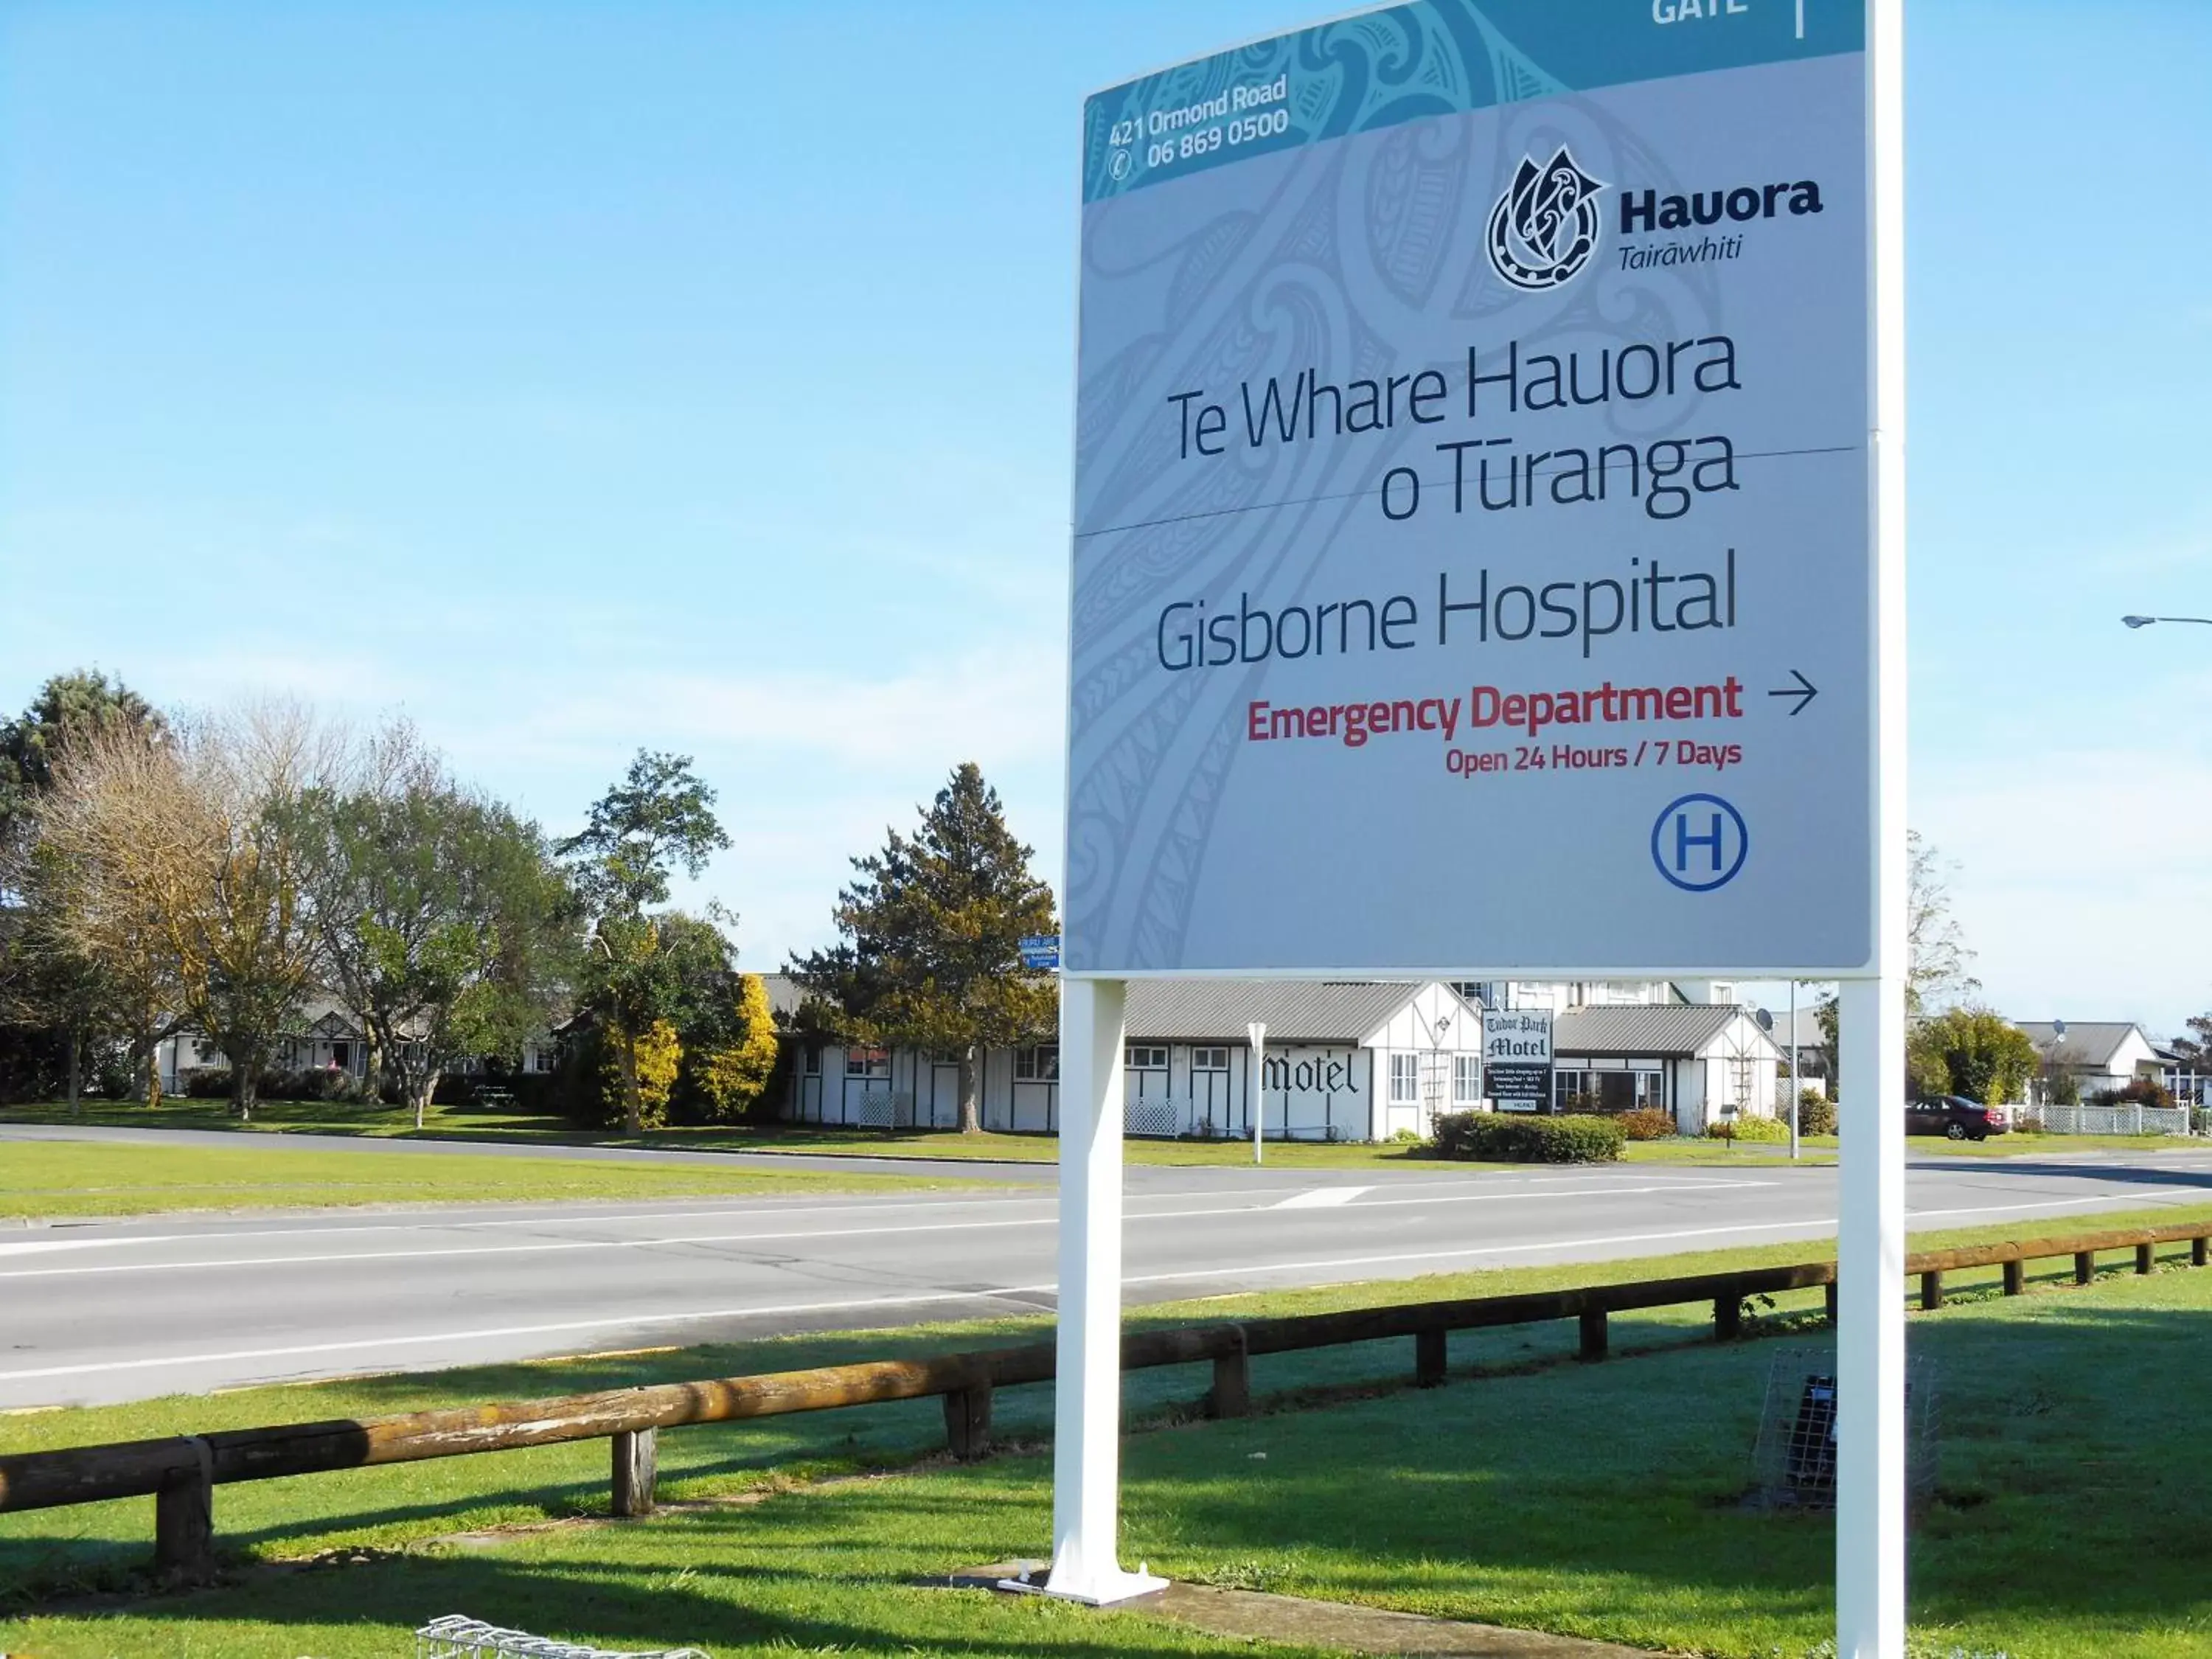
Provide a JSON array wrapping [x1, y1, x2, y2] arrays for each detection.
[[1907, 1095, 2008, 1141]]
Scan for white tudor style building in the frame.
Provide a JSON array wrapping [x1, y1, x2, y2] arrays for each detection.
[[773, 974, 1784, 1142], [779, 977, 1483, 1141]]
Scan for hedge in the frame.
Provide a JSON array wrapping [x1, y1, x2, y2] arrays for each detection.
[[1432, 1110, 1625, 1164]]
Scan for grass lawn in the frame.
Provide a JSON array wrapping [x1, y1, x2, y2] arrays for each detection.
[[6, 1203, 2208, 1657], [11, 1099, 2197, 1175], [0, 1138, 950, 1221]]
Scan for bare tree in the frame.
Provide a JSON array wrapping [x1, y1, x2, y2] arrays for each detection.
[[44, 701, 345, 1118], [1905, 830, 1979, 1015], [1814, 829, 1980, 1088]]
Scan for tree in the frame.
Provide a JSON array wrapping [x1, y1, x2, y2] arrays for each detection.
[[41, 701, 340, 1119], [1905, 830, 1978, 1015], [1815, 830, 1980, 1097], [1905, 1018, 1950, 1100], [0, 672, 177, 1109], [2168, 1013, 2212, 1071], [0, 670, 167, 849], [1919, 1006, 2037, 1105], [557, 752, 731, 1133], [305, 724, 575, 1126], [790, 762, 1055, 1133]]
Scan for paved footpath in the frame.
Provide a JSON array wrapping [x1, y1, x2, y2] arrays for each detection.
[[4, 1125, 2209, 1408]]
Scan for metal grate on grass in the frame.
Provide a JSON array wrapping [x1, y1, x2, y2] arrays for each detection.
[[1747, 1347, 1938, 1512], [414, 1614, 709, 1658]]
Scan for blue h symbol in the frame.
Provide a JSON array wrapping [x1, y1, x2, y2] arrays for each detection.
[[1674, 810, 1725, 874], [1651, 794, 1747, 892]]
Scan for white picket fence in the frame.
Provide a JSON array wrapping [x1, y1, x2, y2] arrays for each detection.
[[2010, 1102, 2191, 1136]]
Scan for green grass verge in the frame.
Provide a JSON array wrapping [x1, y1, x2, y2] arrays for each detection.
[[0, 1138, 950, 1220], [13, 1099, 2196, 1175], [1, 1102, 1489, 1170], [6, 1202, 2208, 1657]]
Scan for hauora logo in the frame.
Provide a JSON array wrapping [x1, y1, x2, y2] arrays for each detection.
[[1487, 145, 1606, 292]]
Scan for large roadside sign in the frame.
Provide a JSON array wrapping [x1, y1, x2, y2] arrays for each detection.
[[1065, 0, 1873, 980]]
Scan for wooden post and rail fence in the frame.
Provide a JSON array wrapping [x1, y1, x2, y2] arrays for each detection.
[[3, 1217, 2205, 1585]]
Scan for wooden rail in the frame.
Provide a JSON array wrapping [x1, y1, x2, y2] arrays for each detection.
[[3, 1217, 2204, 1585]]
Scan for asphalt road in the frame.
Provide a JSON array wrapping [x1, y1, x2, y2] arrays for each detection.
[[4, 1129, 2211, 1408]]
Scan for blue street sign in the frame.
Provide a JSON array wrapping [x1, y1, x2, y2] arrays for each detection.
[[1019, 935, 1062, 970]]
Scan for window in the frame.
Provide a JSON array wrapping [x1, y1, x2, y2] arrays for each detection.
[[845, 1047, 890, 1079], [1126, 1045, 1168, 1070], [1192, 1046, 1229, 1072], [1388, 1052, 1420, 1105], [1015, 1044, 1059, 1082], [803, 1046, 821, 1076], [1554, 1068, 1666, 1115], [1453, 1054, 1481, 1104]]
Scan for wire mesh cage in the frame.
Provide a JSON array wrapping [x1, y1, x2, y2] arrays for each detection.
[[1747, 1347, 1938, 1512], [414, 1615, 709, 1659]]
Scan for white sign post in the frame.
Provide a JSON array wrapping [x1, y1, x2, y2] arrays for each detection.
[[1057, 1, 1903, 1648], [1248, 1020, 1267, 1164]]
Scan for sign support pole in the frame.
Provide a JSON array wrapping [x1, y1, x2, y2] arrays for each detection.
[[1248, 1022, 1266, 1164], [1788, 980, 1799, 1161], [1046, 975, 1163, 1605], [1837, 977, 1905, 1655], [1840, 5, 1907, 1652]]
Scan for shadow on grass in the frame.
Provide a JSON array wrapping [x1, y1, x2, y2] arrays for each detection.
[[18, 1499, 1259, 1658]]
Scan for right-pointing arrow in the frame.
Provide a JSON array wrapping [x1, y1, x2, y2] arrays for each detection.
[[1768, 669, 1818, 716]]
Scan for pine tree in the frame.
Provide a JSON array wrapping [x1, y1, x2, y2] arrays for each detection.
[[791, 763, 1055, 1133]]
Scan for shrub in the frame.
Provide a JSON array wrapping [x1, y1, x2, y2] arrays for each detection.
[[2117, 1076, 2175, 1110], [184, 1066, 295, 1101], [1616, 1107, 1676, 1141], [1796, 1091, 1838, 1135], [1707, 1112, 1788, 1143], [1432, 1111, 1624, 1164]]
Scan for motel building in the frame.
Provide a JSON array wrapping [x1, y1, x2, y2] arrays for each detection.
[[773, 975, 1785, 1141]]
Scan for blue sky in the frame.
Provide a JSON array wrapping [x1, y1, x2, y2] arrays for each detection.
[[4, 1, 2208, 1032]]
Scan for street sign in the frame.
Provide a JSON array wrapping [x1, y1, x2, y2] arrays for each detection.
[[1051, 8, 1907, 1652], [1066, 0, 1875, 979], [1481, 1008, 1553, 1113], [1019, 935, 1062, 970]]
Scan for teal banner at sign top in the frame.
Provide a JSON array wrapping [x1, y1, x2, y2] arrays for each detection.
[[1082, 0, 1863, 205]]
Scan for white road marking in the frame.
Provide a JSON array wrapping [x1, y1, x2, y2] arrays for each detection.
[[1273, 1186, 1374, 1209], [3, 1189, 2185, 1386], [0, 1283, 1066, 1384], [1122, 1219, 1839, 1286], [0, 1166, 1787, 1257], [0, 1179, 1780, 1281]]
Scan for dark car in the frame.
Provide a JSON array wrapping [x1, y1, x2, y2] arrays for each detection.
[[1907, 1094, 2009, 1141]]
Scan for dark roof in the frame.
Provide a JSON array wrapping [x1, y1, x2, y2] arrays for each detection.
[[759, 973, 809, 1021], [1123, 979, 1465, 1043], [2014, 1022, 2148, 1068], [1554, 1004, 1770, 1057], [758, 975, 1469, 1046]]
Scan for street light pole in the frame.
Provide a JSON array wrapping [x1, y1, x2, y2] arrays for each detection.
[[2121, 615, 2212, 629]]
